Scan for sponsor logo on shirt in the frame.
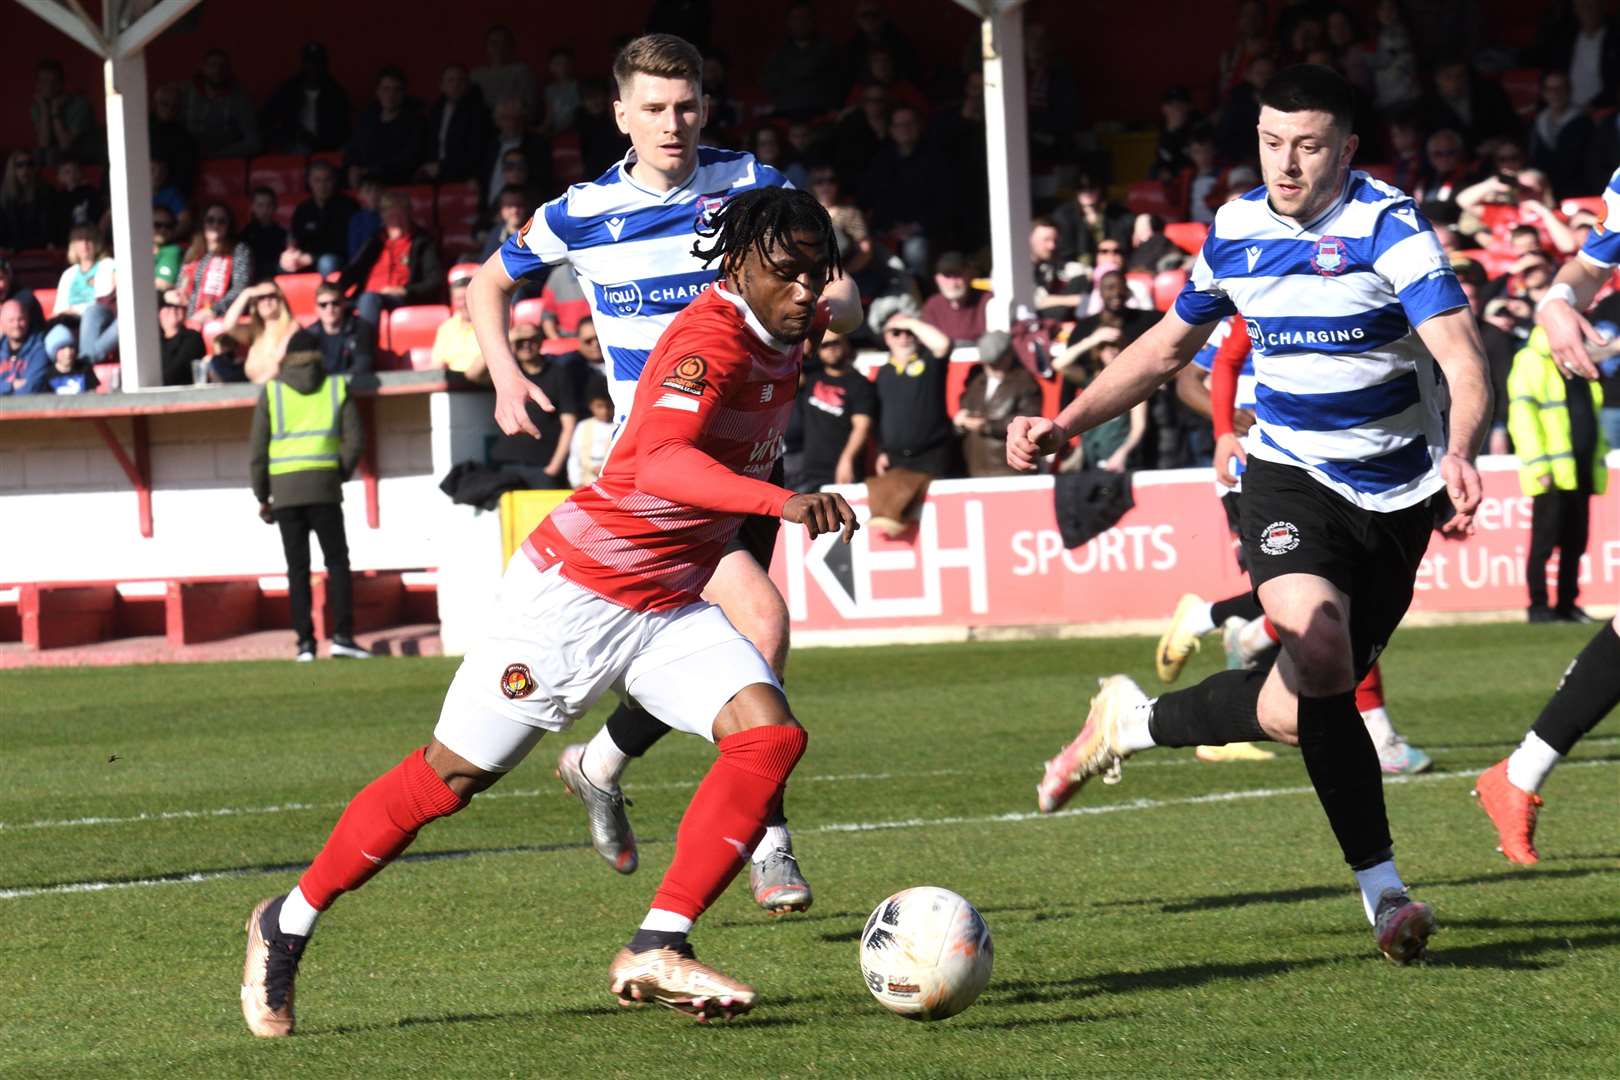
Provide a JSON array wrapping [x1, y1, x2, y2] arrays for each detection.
[[660, 354, 709, 396], [1245, 317, 1367, 352], [602, 281, 645, 318]]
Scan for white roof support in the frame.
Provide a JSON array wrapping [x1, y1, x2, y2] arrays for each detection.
[[953, 0, 1032, 331], [14, 0, 202, 391]]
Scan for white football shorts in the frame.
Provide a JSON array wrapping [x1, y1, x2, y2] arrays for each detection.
[[434, 554, 779, 772]]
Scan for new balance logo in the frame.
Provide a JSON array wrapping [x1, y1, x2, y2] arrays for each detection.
[[360, 849, 386, 866], [759, 384, 774, 403], [1245, 246, 1262, 272], [605, 216, 627, 241], [722, 836, 751, 858]]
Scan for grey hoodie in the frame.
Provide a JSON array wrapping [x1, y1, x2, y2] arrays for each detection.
[[249, 349, 364, 508]]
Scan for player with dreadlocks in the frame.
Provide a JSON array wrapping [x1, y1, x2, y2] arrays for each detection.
[[240, 185, 862, 1034]]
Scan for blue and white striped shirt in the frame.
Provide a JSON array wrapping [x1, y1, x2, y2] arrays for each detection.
[[1173, 171, 1467, 511], [1188, 314, 1257, 410], [1576, 164, 1620, 269], [500, 147, 789, 420]]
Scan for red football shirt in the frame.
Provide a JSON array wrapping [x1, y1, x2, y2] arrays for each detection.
[[526, 285, 819, 611]]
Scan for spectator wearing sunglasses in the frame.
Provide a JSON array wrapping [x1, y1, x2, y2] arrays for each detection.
[[304, 282, 375, 376], [182, 202, 253, 326], [158, 289, 206, 386]]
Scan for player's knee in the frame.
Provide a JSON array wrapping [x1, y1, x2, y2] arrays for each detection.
[[734, 591, 790, 675], [712, 682, 798, 740]]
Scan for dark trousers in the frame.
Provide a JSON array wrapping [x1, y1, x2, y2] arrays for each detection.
[[1527, 489, 1591, 610], [275, 502, 353, 644]]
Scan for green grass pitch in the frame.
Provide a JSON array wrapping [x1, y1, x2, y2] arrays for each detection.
[[3, 623, 1618, 1079]]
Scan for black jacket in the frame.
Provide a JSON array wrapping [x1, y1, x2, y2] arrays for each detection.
[[249, 350, 363, 508], [306, 316, 376, 375], [337, 228, 444, 306], [262, 76, 351, 152], [428, 92, 495, 185], [345, 101, 430, 185]]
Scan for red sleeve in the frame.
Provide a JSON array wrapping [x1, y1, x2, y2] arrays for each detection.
[[634, 341, 794, 518], [1210, 315, 1248, 440]]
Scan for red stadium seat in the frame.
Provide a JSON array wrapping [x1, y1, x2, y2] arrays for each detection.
[[1562, 196, 1607, 220], [1163, 221, 1207, 255], [1359, 162, 1397, 185], [1126, 180, 1174, 217], [552, 131, 585, 186], [1499, 67, 1543, 118], [33, 288, 57, 316], [308, 150, 343, 171], [447, 261, 481, 285], [200, 318, 231, 352], [195, 158, 246, 202], [382, 304, 450, 353], [541, 336, 577, 356], [92, 361, 120, 392], [436, 182, 481, 233], [944, 359, 975, 416], [541, 283, 591, 335], [275, 273, 323, 321], [1152, 268, 1188, 312], [1038, 374, 1061, 419], [1126, 271, 1155, 300], [247, 154, 307, 199], [512, 297, 546, 325]]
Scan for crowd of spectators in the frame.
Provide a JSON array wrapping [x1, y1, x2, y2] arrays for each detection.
[[4, 2, 1620, 488]]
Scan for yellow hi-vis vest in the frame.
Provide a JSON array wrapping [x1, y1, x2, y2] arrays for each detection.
[[267, 374, 347, 476], [1507, 327, 1607, 497]]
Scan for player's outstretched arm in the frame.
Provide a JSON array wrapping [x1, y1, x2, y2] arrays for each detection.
[[1538, 257, 1613, 380], [1416, 307, 1491, 535], [469, 254, 553, 437], [1006, 309, 1217, 472], [781, 492, 859, 544]]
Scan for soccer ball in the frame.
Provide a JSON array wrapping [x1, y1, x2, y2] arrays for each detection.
[[858, 886, 993, 1021]]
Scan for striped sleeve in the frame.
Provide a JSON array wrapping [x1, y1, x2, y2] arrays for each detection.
[[1370, 203, 1466, 327], [1578, 167, 1620, 269], [1173, 246, 1238, 326], [500, 191, 572, 280]]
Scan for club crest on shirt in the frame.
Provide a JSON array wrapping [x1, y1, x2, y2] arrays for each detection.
[[1312, 236, 1347, 276], [1259, 520, 1301, 555], [661, 354, 709, 395], [515, 213, 535, 249], [500, 662, 536, 700], [695, 192, 729, 230]]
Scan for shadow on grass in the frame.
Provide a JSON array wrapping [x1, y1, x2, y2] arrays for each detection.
[[4, 840, 599, 893], [1089, 862, 1619, 917], [952, 1009, 1140, 1031], [1427, 923, 1620, 971], [318, 1005, 805, 1036], [992, 954, 1336, 1006]]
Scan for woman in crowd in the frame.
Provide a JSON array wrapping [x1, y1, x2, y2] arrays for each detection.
[[50, 225, 113, 321], [182, 202, 253, 327], [218, 281, 299, 384]]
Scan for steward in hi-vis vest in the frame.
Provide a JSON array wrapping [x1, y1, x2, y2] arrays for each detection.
[[248, 333, 368, 661]]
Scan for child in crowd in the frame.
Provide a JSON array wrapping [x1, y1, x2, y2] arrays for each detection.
[[567, 387, 615, 487], [43, 323, 98, 394]]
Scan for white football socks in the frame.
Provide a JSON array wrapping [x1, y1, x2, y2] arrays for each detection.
[[1236, 616, 1275, 661], [751, 824, 792, 864], [278, 885, 321, 938], [1506, 731, 1562, 794], [1358, 706, 1399, 752], [1353, 859, 1405, 924], [1186, 601, 1217, 637], [639, 907, 694, 935], [581, 727, 631, 790], [1117, 701, 1158, 754]]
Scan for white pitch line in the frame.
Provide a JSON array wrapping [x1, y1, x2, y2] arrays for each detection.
[[2, 760, 1612, 903]]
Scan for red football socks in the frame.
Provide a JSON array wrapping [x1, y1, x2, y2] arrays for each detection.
[[298, 747, 467, 911], [1355, 663, 1385, 713], [650, 724, 809, 921]]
